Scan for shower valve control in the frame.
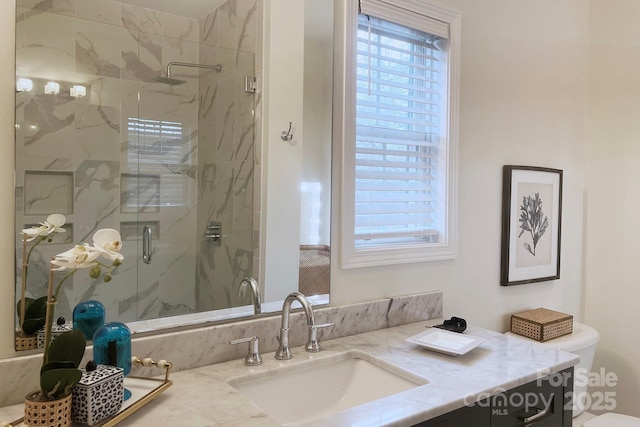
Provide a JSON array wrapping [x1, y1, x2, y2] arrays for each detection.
[[204, 221, 222, 246]]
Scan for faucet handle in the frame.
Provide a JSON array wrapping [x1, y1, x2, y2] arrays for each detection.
[[230, 336, 263, 366], [306, 323, 334, 353], [312, 323, 334, 329]]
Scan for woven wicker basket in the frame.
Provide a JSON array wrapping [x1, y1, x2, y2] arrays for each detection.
[[15, 331, 38, 351], [24, 391, 72, 427], [511, 308, 573, 342]]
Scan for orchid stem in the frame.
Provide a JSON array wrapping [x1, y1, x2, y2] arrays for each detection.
[[19, 235, 45, 334], [43, 265, 77, 364], [43, 258, 55, 364], [53, 269, 78, 303]]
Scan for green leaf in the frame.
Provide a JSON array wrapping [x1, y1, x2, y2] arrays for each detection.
[[41, 360, 75, 377], [40, 367, 82, 400], [16, 297, 35, 315], [24, 296, 47, 317], [46, 329, 86, 367], [21, 296, 47, 335]]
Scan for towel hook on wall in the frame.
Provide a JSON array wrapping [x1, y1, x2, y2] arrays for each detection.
[[281, 122, 294, 142]]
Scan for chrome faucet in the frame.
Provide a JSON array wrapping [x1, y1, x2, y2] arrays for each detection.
[[275, 292, 333, 360], [238, 277, 261, 314]]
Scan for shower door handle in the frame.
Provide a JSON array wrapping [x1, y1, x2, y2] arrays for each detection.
[[143, 225, 152, 264]]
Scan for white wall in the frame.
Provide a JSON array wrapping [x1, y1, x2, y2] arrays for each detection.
[[330, 0, 589, 333], [0, 0, 591, 366], [585, 0, 640, 417], [261, 0, 305, 302], [302, 0, 333, 246]]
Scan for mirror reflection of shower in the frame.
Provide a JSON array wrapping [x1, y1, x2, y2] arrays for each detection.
[[14, 0, 257, 326], [153, 62, 222, 86], [14, 0, 334, 342]]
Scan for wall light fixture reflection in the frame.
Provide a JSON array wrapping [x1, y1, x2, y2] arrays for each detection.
[[70, 85, 86, 98], [44, 81, 60, 95], [16, 78, 33, 92]]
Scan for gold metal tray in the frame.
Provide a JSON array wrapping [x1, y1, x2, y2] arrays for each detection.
[[11, 358, 173, 427], [93, 375, 173, 426]]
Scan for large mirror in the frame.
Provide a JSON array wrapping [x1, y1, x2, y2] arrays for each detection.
[[14, 0, 333, 347]]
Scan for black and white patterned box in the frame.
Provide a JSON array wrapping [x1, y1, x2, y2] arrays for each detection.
[[72, 365, 124, 426], [37, 321, 73, 348]]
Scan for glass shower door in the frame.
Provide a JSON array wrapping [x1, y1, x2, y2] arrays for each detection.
[[126, 73, 199, 322]]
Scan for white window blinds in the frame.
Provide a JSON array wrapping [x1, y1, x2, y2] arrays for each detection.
[[354, 12, 448, 246], [359, 0, 449, 39], [127, 118, 192, 207]]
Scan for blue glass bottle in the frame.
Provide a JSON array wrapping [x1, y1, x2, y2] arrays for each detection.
[[93, 322, 132, 400], [73, 300, 105, 341]]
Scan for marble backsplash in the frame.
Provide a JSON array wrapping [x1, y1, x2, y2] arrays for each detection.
[[0, 291, 442, 407]]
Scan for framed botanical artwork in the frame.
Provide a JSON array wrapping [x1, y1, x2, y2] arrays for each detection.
[[500, 166, 563, 286]]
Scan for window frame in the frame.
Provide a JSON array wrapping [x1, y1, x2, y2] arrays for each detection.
[[334, 0, 461, 269]]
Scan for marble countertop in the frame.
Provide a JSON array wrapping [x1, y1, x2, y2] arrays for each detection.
[[0, 321, 578, 427]]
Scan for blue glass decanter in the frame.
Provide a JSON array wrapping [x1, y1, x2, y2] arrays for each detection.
[[73, 300, 105, 341], [93, 322, 132, 400]]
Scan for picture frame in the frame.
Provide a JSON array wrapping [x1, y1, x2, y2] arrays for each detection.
[[500, 165, 563, 286]]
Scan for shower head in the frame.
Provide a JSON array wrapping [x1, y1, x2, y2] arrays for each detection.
[[152, 61, 222, 86], [152, 76, 187, 86]]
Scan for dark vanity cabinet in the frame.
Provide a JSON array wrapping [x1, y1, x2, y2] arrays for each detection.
[[416, 402, 491, 427], [414, 368, 573, 427]]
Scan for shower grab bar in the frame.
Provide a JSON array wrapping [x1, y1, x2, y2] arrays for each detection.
[[143, 225, 152, 264]]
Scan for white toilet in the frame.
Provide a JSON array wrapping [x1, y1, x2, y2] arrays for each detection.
[[507, 322, 599, 417], [506, 321, 640, 426]]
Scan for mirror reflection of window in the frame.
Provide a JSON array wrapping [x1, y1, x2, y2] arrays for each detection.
[[127, 118, 192, 208]]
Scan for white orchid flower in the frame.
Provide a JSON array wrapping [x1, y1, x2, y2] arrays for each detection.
[[21, 214, 66, 242], [45, 214, 66, 232], [93, 228, 124, 262], [51, 244, 101, 271]]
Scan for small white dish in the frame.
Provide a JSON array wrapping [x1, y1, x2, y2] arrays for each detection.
[[406, 328, 485, 356]]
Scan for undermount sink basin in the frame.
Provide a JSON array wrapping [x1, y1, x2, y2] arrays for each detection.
[[228, 350, 428, 426]]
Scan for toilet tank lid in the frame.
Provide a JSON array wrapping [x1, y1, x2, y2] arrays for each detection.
[[507, 322, 600, 351]]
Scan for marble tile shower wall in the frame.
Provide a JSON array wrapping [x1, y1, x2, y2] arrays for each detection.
[[196, 0, 259, 311], [13, 0, 258, 325]]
